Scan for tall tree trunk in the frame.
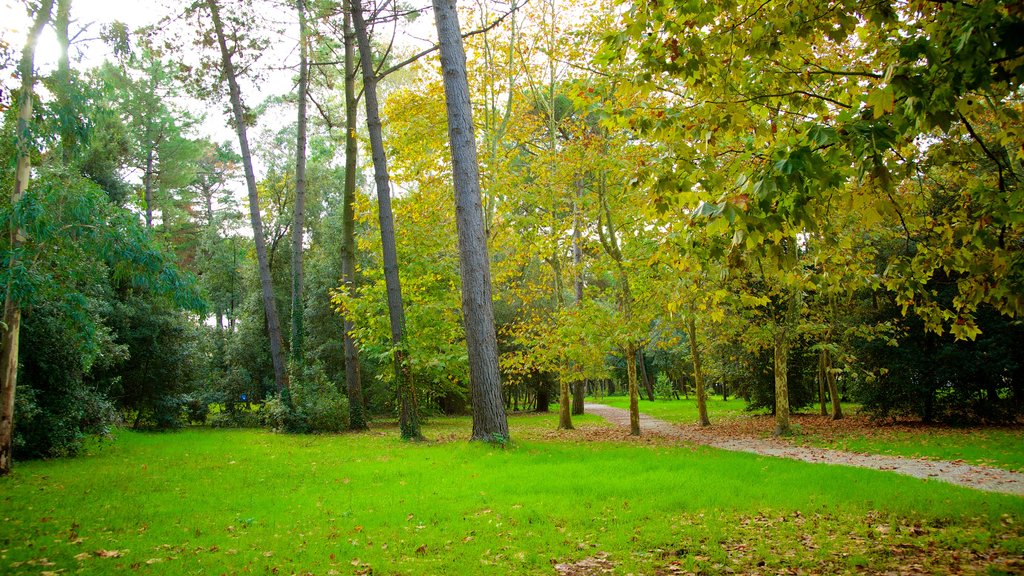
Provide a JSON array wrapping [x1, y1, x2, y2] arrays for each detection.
[[571, 381, 585, 415], [342, 0, 367, 431], [433, 0, 509, 442], [206, 0, 288, 392], [55, 0, 74, 163], [1, 0, 54, 476], [595, 179, 640, 435], [571, 180, 586, 415], [350, 0, 422, 440], [687, 316, 710, 426], [558, 378, 573, 430], [638, 349, 655, 401], [290, 0, 309, 365], [773, 321, 791, 436], [141, 60, 160, 228], [817, 349, 828, 416], [626, 343, 640, 435], [824, 349, 843, 420]]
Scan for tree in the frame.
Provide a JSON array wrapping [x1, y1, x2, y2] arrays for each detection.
[[350, 0, 422, 440], [203, 0, 288, 392], [1, 0, 55, 476], [432, 0, 509, 442], [291, 0, 310, 365], [341, 0, 367, 430]]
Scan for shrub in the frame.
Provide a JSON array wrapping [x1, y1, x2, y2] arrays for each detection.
[[209, 409, 263, 428], [263, 364, 349, 433]]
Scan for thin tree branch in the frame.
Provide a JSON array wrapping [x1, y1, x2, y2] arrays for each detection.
[[958, 111, 1006, 195], [376, 0, 527, 79]]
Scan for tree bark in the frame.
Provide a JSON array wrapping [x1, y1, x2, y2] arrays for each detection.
[[144, 149, 155, 227], [342, 0, 367, 431], [626, 343, 640, 435], [350, 0, 422, 440], [1, 0, 54, 476], [824, 349, 843, 420], [206, 0, 288, 392], [55, 0, 74, 163], [817, 349, 828, 416], [773, 321, 791, 436], [638, 349, 655, 401], [571, 381, 585, 415], [687, 317, 710, 426], [433, 0, 509, 442], [558, 378, 573, 429], [571, 178, 586, 416], [290, 0, 309, 365], [595, 180, 640, 435]]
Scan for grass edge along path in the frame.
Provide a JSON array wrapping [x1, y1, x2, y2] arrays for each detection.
[[586, 403, 1024, 496]]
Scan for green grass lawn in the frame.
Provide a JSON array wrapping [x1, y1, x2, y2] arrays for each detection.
[[2, 412, 1022, 575], [592, 395, 1024, 472], [593, 394, 762, 423]]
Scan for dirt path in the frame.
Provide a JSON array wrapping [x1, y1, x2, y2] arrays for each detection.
[[585, 403, 1024, 496]]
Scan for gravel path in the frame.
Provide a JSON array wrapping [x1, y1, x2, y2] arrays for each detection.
[[585, 403, 1024, 496]]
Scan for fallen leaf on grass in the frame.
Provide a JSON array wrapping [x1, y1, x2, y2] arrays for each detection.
[[554, 552, 615, 575], [74, 552, 91, 561], [94, 550, 124, 558]]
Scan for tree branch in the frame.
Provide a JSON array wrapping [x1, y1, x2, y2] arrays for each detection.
[[958, 111, 1006, 195], [376, 0, 527, 79]]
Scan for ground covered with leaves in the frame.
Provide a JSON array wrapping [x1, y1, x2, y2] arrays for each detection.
[[1, 412, 1022, 575]]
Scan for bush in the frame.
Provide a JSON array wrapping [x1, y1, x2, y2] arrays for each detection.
[[14, 304, 121, 459], [14, 382, 119, 459], [263, 364, 349, 433], [209, 409, 263, 428]]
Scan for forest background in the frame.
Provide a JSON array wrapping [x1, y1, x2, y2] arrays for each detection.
[[1, 0, 1022, 467]]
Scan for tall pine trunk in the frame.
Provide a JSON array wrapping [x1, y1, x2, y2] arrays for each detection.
[[1, 0, 54, 476], [687, 316, 710, 426], [290, 0, 309, 365], [433, 0, 509, 442], [342, 0, 367, 431], [350, 0, 422, 440], [207, 0, 288, 392]]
